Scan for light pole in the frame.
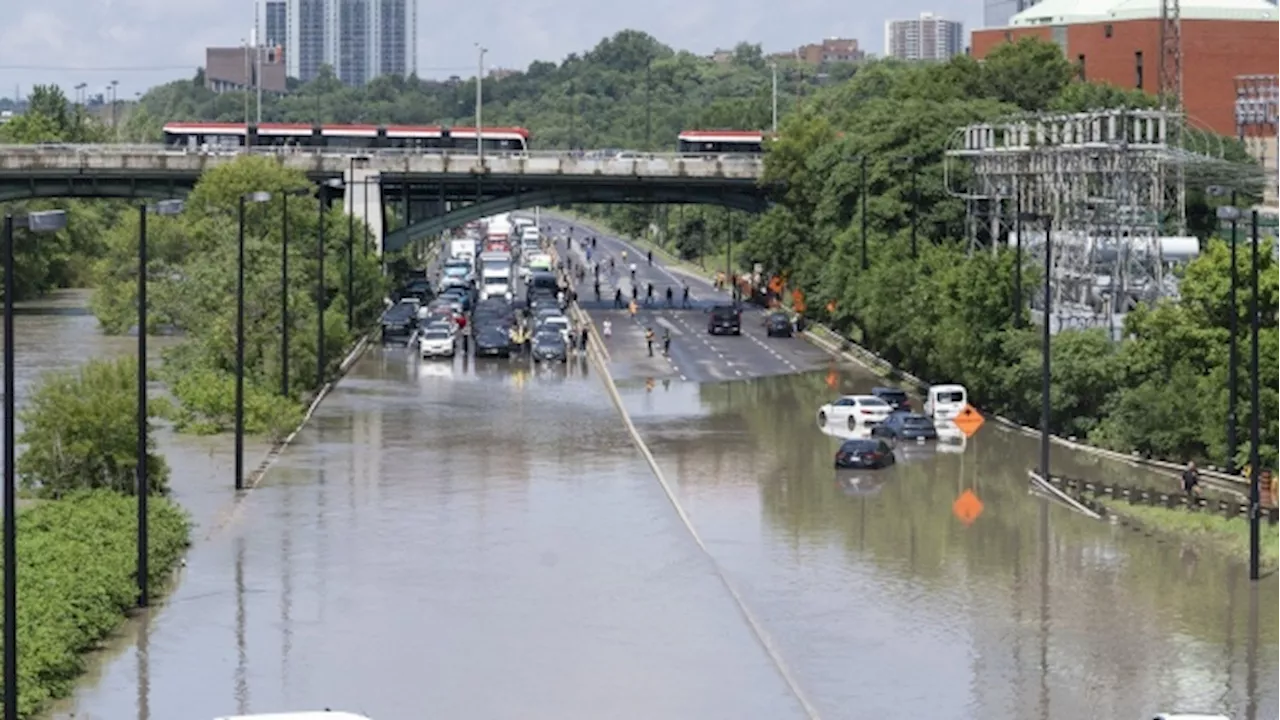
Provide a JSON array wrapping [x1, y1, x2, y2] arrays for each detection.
[[645, 57, 653, 151], [4, 209, 68, 720], [1014, 184, 1024, 328], [1036, 214, 1053, 483], [475, 44, 487, 164], [770, 62, 778, 134], [236, 191, 272, 492], [1247, 210, 1261, 581], [1217, 204, 1242, 474], [109, 80, 119, 136], [135, 199, 183, 609], [278, 188, 309, 398]]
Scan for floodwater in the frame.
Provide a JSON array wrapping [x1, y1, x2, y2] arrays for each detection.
[[52, 348, 808, 720], [619, 369, 1279, 720], [0, 290, 270, 524]]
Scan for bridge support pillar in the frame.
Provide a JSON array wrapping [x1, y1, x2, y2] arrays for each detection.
[[344, 167, 384, 256]]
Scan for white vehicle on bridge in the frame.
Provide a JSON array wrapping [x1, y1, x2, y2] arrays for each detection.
[[214, 713, 375, 720], [164, 121, 531, 153], [816, 395, 893, 431], [678, 129, 765, 155]]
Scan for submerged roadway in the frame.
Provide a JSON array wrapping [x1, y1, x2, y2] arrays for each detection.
[[44, 218, 1277, 720]]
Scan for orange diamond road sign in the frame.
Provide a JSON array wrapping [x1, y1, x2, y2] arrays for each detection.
[[952, 404, 985, 438], [952, 489, 983, 526]]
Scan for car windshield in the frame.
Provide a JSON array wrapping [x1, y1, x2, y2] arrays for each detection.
[[712, 306, 738, 319], [902, 415, 933, 427], [535, 331, 564, 345], [860, 398, 889, 406], [444, 266, 468, 275], [840, 440, 879, 452], [423, 329, 451, 340], [483, 277, 506, 286], [877, 389, 907, 400], [937, 391, 965, 402]]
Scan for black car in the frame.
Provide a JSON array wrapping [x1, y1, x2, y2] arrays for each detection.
[[396, 278, 434, 305], [474, 326, 512, 357], [765, 312, 793, 337], [707, 305, 742, 335], [380, 301, 419, 343], [834, 439, 896, 470], [532, 329, 568, 363], [871, 386, 911, 411], [871, 411, 938, 441]]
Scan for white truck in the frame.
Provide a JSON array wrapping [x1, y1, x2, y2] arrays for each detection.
[[480, 264, 513, 301], [450, 237, 476, 262]]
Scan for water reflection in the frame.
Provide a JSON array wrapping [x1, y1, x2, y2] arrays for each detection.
[[136, 610, 151, 720], [234, 536, 249, 715], [622, 368, 1279, 720]]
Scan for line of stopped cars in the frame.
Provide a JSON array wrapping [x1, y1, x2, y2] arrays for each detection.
[[380, 213, 576, 364], [817, 384, 972, 471]]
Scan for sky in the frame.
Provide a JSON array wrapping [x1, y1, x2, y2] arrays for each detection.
[[0, 0, 983, 101]]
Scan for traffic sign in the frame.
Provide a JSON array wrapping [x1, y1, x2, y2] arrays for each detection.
[[952, 489, 984, 526], [952, 404, 985, 437]]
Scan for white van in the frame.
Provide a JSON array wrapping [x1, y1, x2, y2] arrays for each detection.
[[480, 265, 513, 300], [924, 384, 968, 420]]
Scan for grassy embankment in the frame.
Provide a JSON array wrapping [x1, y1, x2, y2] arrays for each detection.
[[1097, 499, 1279, 571]]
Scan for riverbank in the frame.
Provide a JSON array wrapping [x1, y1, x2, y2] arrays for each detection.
[[12, 491, 190, 719], [1096, 499, 1280, 572]]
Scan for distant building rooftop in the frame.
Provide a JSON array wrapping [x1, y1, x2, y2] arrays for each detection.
[[1010, 0, 1277, 24]]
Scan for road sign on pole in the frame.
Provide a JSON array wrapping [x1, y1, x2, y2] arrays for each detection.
[[952, 404, 985, 437]]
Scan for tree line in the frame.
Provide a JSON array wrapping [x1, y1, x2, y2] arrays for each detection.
[[595, 39, 1277, 471]]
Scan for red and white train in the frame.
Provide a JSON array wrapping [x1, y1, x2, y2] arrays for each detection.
[[161, 122, 531, 153], [677, 129, 766, 154]]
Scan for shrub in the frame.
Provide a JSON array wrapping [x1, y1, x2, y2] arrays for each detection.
[[167, 365, 304, 441], [2, 491, 191, 718], [18, 357, 169, 498]]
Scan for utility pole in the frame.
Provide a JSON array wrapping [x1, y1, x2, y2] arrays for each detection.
[[254, 1, 263, 125], [475, 44, 487, 163], [645, 58, 652, 152], [109, 80, 119, 137], [770, 62, 778, 134]]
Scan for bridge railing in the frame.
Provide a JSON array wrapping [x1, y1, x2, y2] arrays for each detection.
[[0, 144, 763, 165]]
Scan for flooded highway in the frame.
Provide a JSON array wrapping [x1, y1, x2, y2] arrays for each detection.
[[619, 369, 1279, 720], [52, 347, 809, 720]]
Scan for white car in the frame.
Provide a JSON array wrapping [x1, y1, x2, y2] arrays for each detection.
[[418, 324, 456, 359], [817, 395, 893, 430]]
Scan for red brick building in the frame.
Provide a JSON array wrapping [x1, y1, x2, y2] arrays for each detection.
[[971, 0, 1278, 136]]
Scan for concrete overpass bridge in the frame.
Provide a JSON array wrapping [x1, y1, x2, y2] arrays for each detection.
[[0, 145, 770, 252]]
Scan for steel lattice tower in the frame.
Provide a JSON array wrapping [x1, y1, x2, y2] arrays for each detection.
[[1158, 0, 1186, 235]]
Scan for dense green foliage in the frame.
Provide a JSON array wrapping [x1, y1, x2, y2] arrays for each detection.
[[132, 32, 817, 148], [91, 156, 388, 438], [1, 491, 190, 719], [17, 357, 170, 497], [596, 40, 1276, 470], [0, 85, 121, 300]]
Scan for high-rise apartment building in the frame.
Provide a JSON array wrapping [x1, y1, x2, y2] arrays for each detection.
[[283, 0, 416, 85], [884, 13, 964, 61], [264, 0, 288, 47]]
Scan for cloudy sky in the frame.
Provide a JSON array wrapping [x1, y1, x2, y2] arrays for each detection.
[[0, 0, 981, 100]]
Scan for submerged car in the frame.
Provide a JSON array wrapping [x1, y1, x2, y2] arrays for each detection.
[[418, 324, 456, 359], [380, 301, 418, 343], [765, 312, 793, 337], [871, 412, 938, 441], [474, 326, 513, 358], [834, 438, 896, 470], [532, 329, 568, 363]]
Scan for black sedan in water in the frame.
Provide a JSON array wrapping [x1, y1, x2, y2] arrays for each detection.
[[474, 326, 513, 358], [834, 438, 896, 470], [380, 301, 418, 343], [765, 312, 793, 337], [870, 411, 938, 441], [532, 329, 568, 363]]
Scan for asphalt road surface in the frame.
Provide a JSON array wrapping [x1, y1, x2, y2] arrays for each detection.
[[536, 215, 831, 383]]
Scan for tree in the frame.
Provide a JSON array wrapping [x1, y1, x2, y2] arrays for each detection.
[[18, 357, 169, 498]]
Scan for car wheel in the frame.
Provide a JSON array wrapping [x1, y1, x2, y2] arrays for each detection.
[[818, 411, 827, 426], [847, 416, 857, 431]]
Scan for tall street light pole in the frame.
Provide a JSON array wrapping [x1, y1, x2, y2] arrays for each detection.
[[645, 57, 652, 152], [4, 208, 68, 720], [1247, 210, 1261, 581], [1014, 184, 1024, 327], [236, 191, 272, 492], [770, 62, 779, 135], [136, 200, 183, 609], [1038, 214, 1053, 485], [1218, 203, 1241, 474], [475, 44, 487, 164]]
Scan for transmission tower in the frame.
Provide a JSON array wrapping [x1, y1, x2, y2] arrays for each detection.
[[1158, 0, 1186, 235]]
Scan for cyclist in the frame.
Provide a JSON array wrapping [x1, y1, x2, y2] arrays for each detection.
[[602, 319, 613, 338]]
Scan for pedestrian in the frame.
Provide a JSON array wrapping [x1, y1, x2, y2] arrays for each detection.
[[645, 327, 655, 356], [594, 279, 601, 301], [602, 319, 613, 337], [579, 326, 589, 352], [647, 249, 653, 266], [631, 285, 639, 303], [1182, 461, 1203, 498], [682, 285, 690, 309], [665, 286, 673, 308], [614, 288, 624, 309], [662, 328, 670, 356], [592, 236, 597, 249], [646, 283, 654, 307]]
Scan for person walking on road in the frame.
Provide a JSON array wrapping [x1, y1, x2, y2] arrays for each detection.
[[665, 286, 673, 309], [647, 249, 653, 266], [631, 285, 639, 305], [645, 283, 655, 307], [602, 319, 613, 338], [1182, 461, 1203, 498], [662, 328, 671, 356], [614, 288, 624, 309], [579, 326, 589, 353], [644, 327, 655, 356], [592, 236, 597, 250], [630, 264, 637, 285], [629, 299, 638, 318], [594, 279, 601, 302], [681, 285, 691, 309]]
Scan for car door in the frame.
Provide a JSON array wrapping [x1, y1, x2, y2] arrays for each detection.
[[828, 397, 855, 423]]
